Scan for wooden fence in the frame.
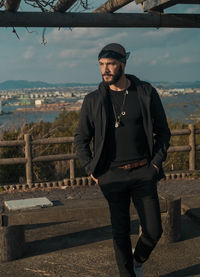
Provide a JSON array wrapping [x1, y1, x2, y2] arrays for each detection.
[[0, 124, 200, 185]]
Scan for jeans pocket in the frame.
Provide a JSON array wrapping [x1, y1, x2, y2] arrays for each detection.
[[98, 175, 102, 185], [149, 163, 158, 177]]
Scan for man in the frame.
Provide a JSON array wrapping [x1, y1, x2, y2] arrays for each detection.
[[74, 43, 171, 277]]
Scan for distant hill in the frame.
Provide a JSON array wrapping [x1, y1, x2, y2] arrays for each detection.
[[0, 80, 199, 90], [0, 80, 97, 90], [151, 81, 200, 89]]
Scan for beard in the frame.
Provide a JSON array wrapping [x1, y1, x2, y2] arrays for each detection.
[[102, 65, 123, 85]]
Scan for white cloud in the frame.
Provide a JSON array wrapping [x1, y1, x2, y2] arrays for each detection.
[[47, 28, 107, 43], [180, 57, 193, 64], [0, 5, 200, 84], [46, 28, 129, 63], [101, 31, 128, 43], [59, 49, 79, 58], [57, 60, 79, 68], [58, 47, 98, 62], [144, 28, 179, 38], [163, 52, 169, 59], [151, 60, 157, 65], [179, 56, 200, 64], [45, 53, 53, 60], [46, 27, 129, 65], [24, 47, 35, 59]]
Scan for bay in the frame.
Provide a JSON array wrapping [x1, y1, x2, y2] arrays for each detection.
[[0, 93, 200, 130], [162, 93, 200, 123]]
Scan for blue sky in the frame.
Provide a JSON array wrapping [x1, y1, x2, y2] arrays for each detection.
[[0, 1, 199, 84]]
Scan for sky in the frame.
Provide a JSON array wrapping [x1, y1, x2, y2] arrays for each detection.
[[0, 1, 200, 84]]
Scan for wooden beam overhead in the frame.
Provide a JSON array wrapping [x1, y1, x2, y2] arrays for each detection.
[[179, 0, 200, 3], [94, 0, 134, 13], [143, 0, 200, 12], [0, 11, 199, 28], [51, 0, 78, 12]]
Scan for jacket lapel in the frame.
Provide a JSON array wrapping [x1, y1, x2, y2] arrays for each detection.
[[98, 82, 110, 137], [127, 74, 153, 157]]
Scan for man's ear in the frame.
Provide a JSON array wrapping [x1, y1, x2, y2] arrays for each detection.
[[121, 62, 126, 72]]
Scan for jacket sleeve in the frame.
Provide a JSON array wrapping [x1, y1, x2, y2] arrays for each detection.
[[150, 87, 171, 168], [74, 95, 94, 175]]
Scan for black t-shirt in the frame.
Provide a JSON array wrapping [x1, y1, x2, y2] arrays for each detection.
[[106, 80, 149, 167]]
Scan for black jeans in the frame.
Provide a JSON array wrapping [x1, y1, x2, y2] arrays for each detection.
[[99, 163, 163, 277]]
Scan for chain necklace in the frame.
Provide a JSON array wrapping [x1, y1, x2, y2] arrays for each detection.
[[111, 89, 129, 128]]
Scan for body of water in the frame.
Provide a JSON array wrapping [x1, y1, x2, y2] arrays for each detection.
[[162, 93, 200, 122], [0, 93, 200, 130]]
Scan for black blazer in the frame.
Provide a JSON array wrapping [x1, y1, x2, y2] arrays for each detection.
[[74, 74, 171, 180]]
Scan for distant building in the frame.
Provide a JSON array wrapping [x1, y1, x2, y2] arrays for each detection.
[[64, 92, 73, 98], [0, 100, 2, 114], [35, 99, 44, 107]]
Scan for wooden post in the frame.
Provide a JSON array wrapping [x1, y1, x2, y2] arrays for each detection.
[[0, 225, 25, 262], [70, 159, 75, 180], [189, 124, 196, 171], [24, 134, 33, 185], [163, 197, 181, 242]]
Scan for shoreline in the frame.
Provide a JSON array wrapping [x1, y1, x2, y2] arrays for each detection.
[[14, 102, 82, 112]]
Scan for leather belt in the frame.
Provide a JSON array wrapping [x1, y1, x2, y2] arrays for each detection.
[[118, 158, 148, 170]]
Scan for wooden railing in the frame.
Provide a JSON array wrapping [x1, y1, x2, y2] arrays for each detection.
[[0, 124, 200, 185], [167, 124, 200, 171]]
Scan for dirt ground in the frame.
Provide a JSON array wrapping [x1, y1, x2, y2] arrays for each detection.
[[0, 178, 200, 206], [0, 178, 200, 277]]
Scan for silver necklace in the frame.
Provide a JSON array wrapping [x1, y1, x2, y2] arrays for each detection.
[[111, 89, 128, 128]]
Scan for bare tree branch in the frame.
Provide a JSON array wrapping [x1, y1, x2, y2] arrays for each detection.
[[41, 27, 47, 45], [94, 0, 134, 13], [2, 0, 21, 11], [24, 0, 55, 11], [24, 0, 90, 12], [0, 1, 4, 9], [51, 0, 78, 12], [12, 27, 20, 39]]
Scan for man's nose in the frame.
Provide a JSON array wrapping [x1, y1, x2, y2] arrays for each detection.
[[104, 66, 110, 73]]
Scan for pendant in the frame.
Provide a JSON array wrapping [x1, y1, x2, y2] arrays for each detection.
[[121, 111, 126, 116], [115, 121, 120, 128]]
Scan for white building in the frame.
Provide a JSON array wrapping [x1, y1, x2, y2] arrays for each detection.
[[35, 99, 43, 107]]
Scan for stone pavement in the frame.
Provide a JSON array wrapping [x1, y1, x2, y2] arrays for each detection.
[[0, 182, 200, 277]]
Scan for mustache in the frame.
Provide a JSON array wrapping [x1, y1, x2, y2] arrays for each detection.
[[102, 74, 113, 76]]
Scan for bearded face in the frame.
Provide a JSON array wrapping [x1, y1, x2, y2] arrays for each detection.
[[99, 58, 124, 85]]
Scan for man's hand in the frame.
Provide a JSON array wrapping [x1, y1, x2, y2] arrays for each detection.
[[152, 164, 159, 174], [90, 174, 98, 184]]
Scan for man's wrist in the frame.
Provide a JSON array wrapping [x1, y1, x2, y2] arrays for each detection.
[[152, 163, 159, 173], [90, 174, 98, 184]]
